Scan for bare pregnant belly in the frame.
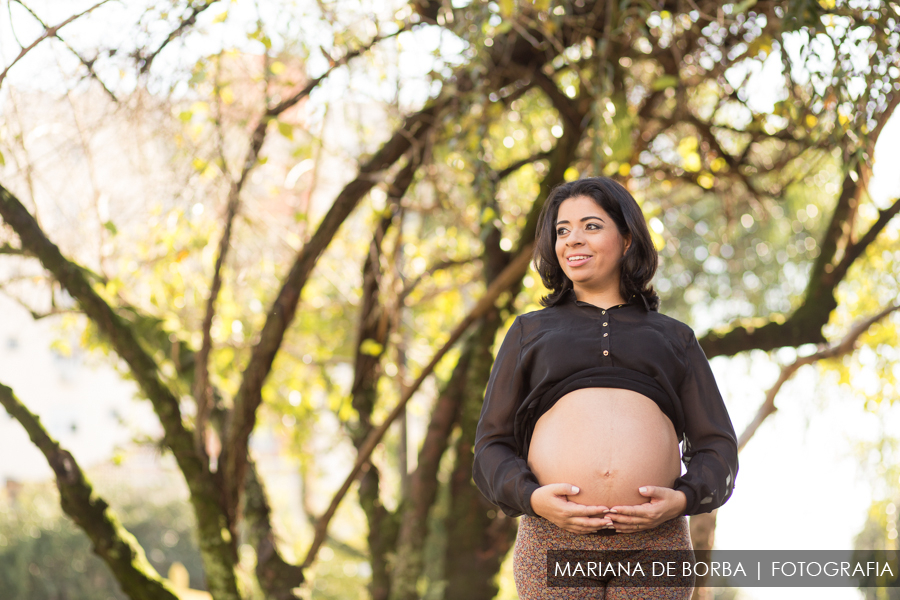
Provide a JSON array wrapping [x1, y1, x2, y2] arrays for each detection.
[[527, 388, 681, 508]]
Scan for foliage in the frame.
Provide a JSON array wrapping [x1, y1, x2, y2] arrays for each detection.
[[0, 1, 899, 599], [0, 475, 203, 600]]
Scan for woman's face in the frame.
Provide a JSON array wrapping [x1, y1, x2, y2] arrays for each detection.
[[554, 195, 631, 294]]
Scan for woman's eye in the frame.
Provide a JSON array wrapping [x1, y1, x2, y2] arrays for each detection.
[[586, 223, 600, 230], [556, 227, 568, 236]]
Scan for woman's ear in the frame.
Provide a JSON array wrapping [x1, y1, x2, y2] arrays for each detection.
[[623, 233, 632, 255]]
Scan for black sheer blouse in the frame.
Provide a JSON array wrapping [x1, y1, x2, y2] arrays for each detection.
[[472, 291, 738, 518]]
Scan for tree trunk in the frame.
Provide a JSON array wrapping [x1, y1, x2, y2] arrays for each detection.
[[388, 335, 473, 600], [689, 511, 718, 600], [443, 312, 518, 600]]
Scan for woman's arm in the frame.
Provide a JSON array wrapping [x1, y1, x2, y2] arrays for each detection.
[[670, 332, 738, 515], [472, 317, 541, 517], [607, 331, 738, 531], [472, 317, 612, 532]]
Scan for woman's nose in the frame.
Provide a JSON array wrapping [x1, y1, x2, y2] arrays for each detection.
[[567, 230, 584, 245]]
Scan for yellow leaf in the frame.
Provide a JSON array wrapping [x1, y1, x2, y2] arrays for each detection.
[[697, 172, 715, 189], [805, 114, 818, 128], [684, 153, 702, 172], [192, 158, 208, 171], [711, 157, 728, 172], [176, 249, 189, 262], [360, 339, 384, 356], [220, 87, 234, 104], [270, 61, 286, 75], [618, 163, 631, 176], [499, 0, 515, 17], [677, 136, 698, 152], [277, 121, 293, 140], [212, 10, 228, 23], [747, 34, 773, 58]]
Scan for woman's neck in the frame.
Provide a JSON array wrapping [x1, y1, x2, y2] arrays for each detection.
[[571, 285, 627, 309]]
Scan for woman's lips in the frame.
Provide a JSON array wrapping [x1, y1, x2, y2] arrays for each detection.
[[566, 255, 592, 267]]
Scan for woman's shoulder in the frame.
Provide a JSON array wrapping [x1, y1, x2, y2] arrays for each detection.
[[509, 304, 571, 340], [642, 309, 697, 347]]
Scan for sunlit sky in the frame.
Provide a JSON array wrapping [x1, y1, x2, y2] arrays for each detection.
[[1, 3, 900, 600]]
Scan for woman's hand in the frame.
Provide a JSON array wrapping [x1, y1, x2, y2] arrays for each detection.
[[530, 484, 613, 534], [606, 487, 687, 533]]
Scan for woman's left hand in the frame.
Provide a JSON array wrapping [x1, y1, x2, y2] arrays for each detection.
[[606, 487, 687, 533]]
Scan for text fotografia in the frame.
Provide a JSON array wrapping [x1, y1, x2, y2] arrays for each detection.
[[546, 550, 900, 588]]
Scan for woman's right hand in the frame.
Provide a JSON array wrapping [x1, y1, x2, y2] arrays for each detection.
[[530, 484, 613, 534]]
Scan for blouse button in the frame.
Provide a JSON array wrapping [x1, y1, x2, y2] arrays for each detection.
[[603, 350, 609, 356], [602, 322, 608, 327], [603, 333, 608, 337], [602, 310, 606, 314]]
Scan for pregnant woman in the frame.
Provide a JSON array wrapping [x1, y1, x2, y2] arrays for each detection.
[[473, 177, 738, 599]]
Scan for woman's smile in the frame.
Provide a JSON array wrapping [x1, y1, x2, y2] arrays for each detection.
[[565, 254, 592, 267]]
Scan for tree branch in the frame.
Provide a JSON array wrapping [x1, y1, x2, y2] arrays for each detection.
[[266, 25, 410, 118], [491, 150, 552, 183], [0, 242, 29, 255], [737, 303, 900, 451], [193, 179, 240, 458], [700, 95, 900, 359], [10, 0, 118, 102], [397, 257, 477, 304], [195, 27, 401, 455], [0, 382, 179, 600], [0, 183, 242, 600], [138, 0, 222, 74], [300, 244, 533, 570], [221, 102, 440, 518], [0, 0, 112, 89], [244, 461, 305, 600], [530, 69, 583, 132], [831, 196, 900, 285]]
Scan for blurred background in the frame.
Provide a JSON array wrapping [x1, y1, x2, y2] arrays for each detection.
[[0, 1, 899, 599]]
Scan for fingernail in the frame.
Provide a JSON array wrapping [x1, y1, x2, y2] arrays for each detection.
[[639, 487, 648, 493], [608, 509, 617, 514], [571, 486, 579, 494]]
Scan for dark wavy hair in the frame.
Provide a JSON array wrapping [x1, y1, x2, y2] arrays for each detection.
[[533, 177, 660, 310]]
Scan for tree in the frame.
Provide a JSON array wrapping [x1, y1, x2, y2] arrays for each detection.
[[1, 1, 899, 599]]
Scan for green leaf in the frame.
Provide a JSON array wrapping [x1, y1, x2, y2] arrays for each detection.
[[651, 75, 679, 91], [103, 221, 118, 235], [277, 121, 294, 140], [0, 150, 5, 166], [732, 0, 758, 14]]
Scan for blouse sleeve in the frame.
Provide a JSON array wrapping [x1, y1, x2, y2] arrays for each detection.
[[472, 317, 542, 517], [672, 332, 739, 515]]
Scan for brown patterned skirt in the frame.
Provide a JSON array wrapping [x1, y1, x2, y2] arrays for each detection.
[[513, 515, 694, 599]]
